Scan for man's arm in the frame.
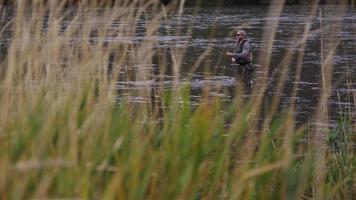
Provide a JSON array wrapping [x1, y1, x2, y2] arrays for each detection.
[[232, 42, 251, 59]]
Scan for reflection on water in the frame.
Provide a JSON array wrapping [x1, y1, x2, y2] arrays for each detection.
[[0, 5, 355, 127]]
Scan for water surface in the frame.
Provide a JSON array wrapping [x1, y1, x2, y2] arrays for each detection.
[[1, 5, 355, 127]]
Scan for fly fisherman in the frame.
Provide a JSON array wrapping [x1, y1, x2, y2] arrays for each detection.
[[225, 30, 254, 82]]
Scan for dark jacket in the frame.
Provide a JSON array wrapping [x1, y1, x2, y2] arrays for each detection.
[[232, 39, 252, 64]]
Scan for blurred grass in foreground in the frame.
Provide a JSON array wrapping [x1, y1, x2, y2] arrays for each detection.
[[0, 0, 355, 199]]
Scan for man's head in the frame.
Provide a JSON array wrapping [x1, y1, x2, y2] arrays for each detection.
[[235, 30, 246, 41]]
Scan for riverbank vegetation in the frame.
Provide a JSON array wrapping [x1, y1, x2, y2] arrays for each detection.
[[0, 0, 355, 199]]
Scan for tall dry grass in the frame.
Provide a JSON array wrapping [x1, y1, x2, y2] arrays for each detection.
[[0, 0, 355, 199]]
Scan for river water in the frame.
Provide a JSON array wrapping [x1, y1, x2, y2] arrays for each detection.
[[120, 5, 355, 127], [1, 5, 355, 127]]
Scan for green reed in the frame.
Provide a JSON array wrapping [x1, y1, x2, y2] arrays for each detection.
[[0, 0, 355, 199]]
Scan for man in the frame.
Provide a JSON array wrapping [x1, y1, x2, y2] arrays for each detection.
[[225, 30, 254, 82]]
